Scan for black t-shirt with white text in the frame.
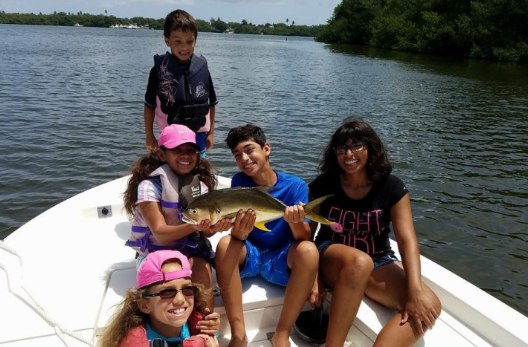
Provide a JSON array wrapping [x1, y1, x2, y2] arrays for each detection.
[[309, 173, 408, 258]]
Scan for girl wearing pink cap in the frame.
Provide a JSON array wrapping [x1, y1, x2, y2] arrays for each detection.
[[100, 250, 219, 347], [123, 124, 231, 311]]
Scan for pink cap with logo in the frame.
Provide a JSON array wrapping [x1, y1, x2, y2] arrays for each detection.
[[158, 124, 197, 149], [136, 250, 192, 288]]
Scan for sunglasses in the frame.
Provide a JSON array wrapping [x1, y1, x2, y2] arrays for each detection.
[[334, 143, 366, 154], [162, 147, 199, 156], [142, 285, 198, 299]]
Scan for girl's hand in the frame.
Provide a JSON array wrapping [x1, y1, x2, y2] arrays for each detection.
[[191, 220, 212, 232], [308, 272, 327, 309], [284, 202, 305, 224], [401, 289, 440, 335], [145, 135, 157, 150], [208, 218, 232, 234], [231, 209, 256, 240], [195, 308, 220, 335]]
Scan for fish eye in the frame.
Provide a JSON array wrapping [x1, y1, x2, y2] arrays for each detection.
[[216, 209, 221, 214], [191, 209, 197, 214]]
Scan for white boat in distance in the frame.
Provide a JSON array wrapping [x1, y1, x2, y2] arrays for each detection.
[[1, 175, 528, 347]]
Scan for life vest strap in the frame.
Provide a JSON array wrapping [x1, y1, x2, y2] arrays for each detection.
[[161, 200, 181, 209], [127, 226, 202, 253]]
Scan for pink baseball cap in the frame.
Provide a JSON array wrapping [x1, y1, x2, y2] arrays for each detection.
[[137, 250, 192, 289], [158, 124, 197, 149]]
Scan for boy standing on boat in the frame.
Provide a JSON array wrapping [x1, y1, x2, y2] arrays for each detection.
[[215, 124, 319, 347], [143, 9, 217, 156]]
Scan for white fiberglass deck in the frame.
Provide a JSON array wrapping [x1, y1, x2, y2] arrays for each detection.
[[1, 176, 528, 347]]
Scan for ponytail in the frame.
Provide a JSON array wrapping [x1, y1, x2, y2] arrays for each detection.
[[123, 150, 163, 218], [192, 157, 218, 192]]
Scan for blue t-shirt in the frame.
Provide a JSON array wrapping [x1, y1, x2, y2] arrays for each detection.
[[231, 171, 309, 250]]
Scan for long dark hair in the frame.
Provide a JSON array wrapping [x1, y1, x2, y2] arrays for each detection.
[[319, 116, 392, 181], [123, 149, 217, 218]]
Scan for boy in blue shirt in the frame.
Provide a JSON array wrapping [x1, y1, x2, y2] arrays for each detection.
[[215, 124, 319, 347]]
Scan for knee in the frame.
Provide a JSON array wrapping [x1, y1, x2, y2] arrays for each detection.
[[216, 235, 240, 255], [292, 241, 319, 268], [350, 252, 374, 273], [431, 291, 442, 316], [215, 235, 244, 268], [340, 253, 373, 281]]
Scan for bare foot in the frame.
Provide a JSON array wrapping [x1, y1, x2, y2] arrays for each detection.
[[271, 331, 291, 347], [228, 335, 248, 347]]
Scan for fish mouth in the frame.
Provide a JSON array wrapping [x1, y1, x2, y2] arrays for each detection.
[[181, 215, 197, 225]]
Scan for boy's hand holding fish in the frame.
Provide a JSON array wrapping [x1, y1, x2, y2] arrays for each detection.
[[231, 209, 257, 241], [283, 202, 306, 224]]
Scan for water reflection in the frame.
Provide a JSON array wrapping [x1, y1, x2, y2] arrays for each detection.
[[0, 26, 527, 316], [330, 44, 528, 86]]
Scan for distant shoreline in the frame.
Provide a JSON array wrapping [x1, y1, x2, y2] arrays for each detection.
[[0, 11, 325, 37]]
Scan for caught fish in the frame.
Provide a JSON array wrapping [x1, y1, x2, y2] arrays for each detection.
[[181, 186, 334, 231]]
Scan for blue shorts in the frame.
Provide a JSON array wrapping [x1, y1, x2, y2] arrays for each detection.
[[240, 240, 294, 287], [196, 132, 206, 157], [317, 240, 400, 270]]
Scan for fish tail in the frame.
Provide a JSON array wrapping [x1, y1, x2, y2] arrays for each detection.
[[255, 221, 271, 232], [304, 194, 335, 225]]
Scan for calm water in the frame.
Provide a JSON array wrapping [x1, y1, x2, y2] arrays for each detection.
[[1, 25, 527, 316]]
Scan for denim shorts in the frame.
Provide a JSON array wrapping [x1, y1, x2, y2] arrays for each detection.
[[239, 240, 294, 287], [317, 240, 400, 270]]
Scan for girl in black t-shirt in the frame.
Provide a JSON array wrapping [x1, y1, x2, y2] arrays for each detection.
[[308, 117, 441, 347]]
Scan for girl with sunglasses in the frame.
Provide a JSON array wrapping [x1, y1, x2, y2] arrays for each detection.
[[308, 117, 441, 347], [123, 124, 231, 311], [100, 250, 220, 347]]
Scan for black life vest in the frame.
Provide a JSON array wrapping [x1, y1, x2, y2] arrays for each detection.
[[154, 52, 216, 131]]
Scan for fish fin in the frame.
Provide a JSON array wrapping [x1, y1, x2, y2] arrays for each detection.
[[231, 185, 277, 192], [304, 194, 334, 212], [254, 221, 271, 232], [305, 212, 335, 226], [231, 186, 247, 190], [304, 194, 335, 225]]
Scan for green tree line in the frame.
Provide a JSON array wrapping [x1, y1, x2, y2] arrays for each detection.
[[316, 0, 528, 62], [203, 17, 324, 36], [0, 11, 164, 28], [0, 11, 324, 37]]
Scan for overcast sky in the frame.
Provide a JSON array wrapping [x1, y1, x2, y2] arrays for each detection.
[[0, 0, 342, 26]]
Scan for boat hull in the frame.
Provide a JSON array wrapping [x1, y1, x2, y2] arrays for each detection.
[[1, 175, 527, 347]]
